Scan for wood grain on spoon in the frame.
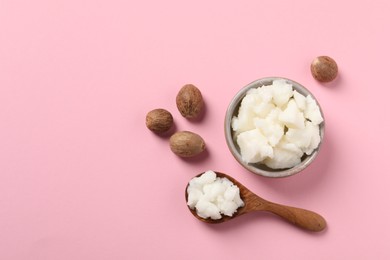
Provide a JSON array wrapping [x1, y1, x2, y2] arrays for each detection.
[[185, 172, 326, 232]]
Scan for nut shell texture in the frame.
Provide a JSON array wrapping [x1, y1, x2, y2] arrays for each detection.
[[146, 108, 173, 134], [169, 131, 206, 157], [311, 56, 338, 82], [176, 84, 204, 119]]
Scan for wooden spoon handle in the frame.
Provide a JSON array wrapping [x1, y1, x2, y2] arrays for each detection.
[[263, 201, 326, 232]]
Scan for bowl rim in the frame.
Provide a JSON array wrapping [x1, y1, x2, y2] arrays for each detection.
[[224, 76, 325, 178]]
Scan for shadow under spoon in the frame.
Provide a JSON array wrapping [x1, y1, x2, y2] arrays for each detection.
[[185, 171, 326, 232]]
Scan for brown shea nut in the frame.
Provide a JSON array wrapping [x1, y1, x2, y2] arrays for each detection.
[[146, 108, 173, 134], [176, 84, 204, 119], [311, 56, 338, 82], [169, 131, 206, 157]]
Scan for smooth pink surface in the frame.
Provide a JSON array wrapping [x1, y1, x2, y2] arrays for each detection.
[[1, 0, 389, 259]]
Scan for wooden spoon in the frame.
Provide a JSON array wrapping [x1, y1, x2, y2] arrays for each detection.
[[185, 172, 326, 232]]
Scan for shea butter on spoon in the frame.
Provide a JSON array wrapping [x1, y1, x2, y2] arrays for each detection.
[[186, 170, 244, 220], [186, 171, 326, 232]]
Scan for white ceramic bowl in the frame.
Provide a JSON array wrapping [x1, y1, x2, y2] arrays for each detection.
[[224, 77, 325, 178]]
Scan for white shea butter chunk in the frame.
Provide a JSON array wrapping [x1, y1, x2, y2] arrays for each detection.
[[254, 117, 283, 147], [304, 95, 323, 125], [231, 111, 255, 135], [237, 129, 273, 163], [187, 170, 244, 220], [254, 101, 275, 118], [231, 94, 257, 135], [271, 79, 293, 107], [301, 122, 321, 155], [285, 121, 321, 155], [264, 137, 303, 169], [278, 99, 305, 129], [232, 79, 324, 169], [293, 90, 306, 111]]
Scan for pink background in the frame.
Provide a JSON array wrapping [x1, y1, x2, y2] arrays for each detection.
[[1, 0, 389, 259]]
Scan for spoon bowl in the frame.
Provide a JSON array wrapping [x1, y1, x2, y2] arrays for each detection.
[[186, 171, 326, 232]]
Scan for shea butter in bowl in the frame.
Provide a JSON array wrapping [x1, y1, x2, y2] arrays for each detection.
[[224, 77, 325, 178]]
